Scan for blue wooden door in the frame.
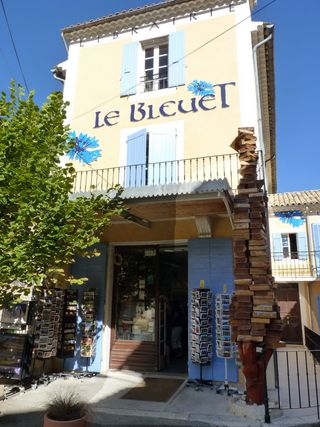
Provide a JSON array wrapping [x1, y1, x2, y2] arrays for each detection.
[[188, 238, 237, 382], [64, 243, 107, 373]]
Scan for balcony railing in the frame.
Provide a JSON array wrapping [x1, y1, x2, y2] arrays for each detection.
[[73, 153, 253, 194], [271, 251, 320, 279]]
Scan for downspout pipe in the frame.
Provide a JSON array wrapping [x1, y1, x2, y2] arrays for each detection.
[[252, 26, 274, 156], [252, 26, 274, 278]]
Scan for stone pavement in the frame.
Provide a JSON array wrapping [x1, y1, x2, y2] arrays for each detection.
[[0, 370, 319, 427]]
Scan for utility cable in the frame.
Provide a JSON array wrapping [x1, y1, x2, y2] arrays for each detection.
[[72, 0, 278, 121], [0, 0, 29, 93]]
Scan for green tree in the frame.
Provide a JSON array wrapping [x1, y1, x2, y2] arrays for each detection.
[[0, 84, 123, 303]]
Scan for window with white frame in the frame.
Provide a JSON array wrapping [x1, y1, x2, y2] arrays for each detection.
[[143, 42, 169, 92], [120, 32, 185, 97]]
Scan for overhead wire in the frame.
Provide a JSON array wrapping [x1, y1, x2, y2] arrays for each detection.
[[72, 0, 278, 121], [0, 0, 29, 93]]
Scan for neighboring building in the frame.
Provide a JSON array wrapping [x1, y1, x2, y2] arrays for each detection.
[[53, 0, 276, 380], [268, 190, 320, 344]]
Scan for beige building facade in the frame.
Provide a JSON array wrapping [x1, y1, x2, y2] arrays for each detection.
[[54, 0, 276, 378], [268, 190, 320, 345]]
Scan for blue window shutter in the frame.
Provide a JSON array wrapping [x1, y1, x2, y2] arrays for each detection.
[[297, 232, 308, 260], [312, 224, 320, 275], [148, 131, 176, 185], [121, 42, 139, 96], [272, 233, 283, 261], [168, 32, 185, 87], [126, 129, 147, 187]]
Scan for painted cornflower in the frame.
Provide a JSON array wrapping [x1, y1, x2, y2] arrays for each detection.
[[274, 211, 305, 228], [187, 80, 215, 97], [67, 131, 102, 165]]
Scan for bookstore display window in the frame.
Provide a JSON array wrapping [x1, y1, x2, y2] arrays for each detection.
[[114, 248, 156, 342]]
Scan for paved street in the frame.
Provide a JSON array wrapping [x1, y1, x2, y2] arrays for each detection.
[[0, 369, 319, 427]]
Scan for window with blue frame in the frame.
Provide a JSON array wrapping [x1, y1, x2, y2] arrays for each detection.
[[272, 232, 308, 261], [120, 32, 185, 96]]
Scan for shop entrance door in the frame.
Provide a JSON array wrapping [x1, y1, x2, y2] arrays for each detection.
[[110, 245, 188, 373], [276, 283, 303, 344], [110, 246, 158, 371], [158, 247, 188, 374]]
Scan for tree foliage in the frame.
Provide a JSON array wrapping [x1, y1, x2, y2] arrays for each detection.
[[0, 84, 123, 303]]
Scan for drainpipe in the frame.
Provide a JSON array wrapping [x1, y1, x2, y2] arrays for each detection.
[[252, 25, 274, 155], [252, 26, 274, 264], [61, 31, 69, 54]]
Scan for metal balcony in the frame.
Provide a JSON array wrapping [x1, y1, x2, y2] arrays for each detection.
[[271, 251, 320, 279], [73, 153, 253, 194]]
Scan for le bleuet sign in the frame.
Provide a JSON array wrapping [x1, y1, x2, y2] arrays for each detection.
[[93, 82, 236, 129]]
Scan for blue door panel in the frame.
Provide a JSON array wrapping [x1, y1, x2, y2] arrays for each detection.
[[188, 238, 237, 382], [64, 243, 107, 373]]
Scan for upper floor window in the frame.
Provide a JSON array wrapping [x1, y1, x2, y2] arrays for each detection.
[[281, 233, 298, 259], [272, 232, 307, 261], [120, 32, 185, 97], [143, 43, 168, 92]]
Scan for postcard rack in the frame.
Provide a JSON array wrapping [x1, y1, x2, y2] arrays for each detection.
[[215, 293, 237, 395], [80, 289, 97, 361], [190, 288, 213, 390], [58, 289, 78, 358], [33, 289, 64, 359]]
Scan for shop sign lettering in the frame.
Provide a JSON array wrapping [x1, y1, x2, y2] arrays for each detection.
[[93, 82, 236, 129]]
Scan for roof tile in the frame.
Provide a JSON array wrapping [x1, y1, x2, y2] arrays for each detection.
[[269, 190, 320, 208]]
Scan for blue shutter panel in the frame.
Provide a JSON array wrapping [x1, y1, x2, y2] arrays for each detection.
[[297, 232, 308, 260], [148, 132, 176, 185], [121, 42, 139, 96], [126, 129, 147, 187], [272, 233, 283, 261], [312, 224, 320, 275], [168, 32, 185, 87]]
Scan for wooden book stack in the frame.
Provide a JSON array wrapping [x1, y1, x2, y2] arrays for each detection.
[[230, 128, 282, 349]]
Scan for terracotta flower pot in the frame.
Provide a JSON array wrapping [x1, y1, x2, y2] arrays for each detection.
[[43, 413, 87, 427]]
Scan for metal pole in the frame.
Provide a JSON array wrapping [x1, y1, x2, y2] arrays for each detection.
[[264, 349, 271, 423]]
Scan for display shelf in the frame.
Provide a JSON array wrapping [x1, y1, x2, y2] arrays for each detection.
[[0, 333, 33, 380]]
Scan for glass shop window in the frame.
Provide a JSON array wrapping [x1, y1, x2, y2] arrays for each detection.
[[114, 247, 156, 342]]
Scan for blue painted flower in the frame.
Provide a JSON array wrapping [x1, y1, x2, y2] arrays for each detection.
[[67, 131, 102, 164], [275, 211, 305, 228], [187, 80, 215, 97]]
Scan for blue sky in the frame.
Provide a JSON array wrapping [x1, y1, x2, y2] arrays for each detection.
[[0, 0, 319, 193]]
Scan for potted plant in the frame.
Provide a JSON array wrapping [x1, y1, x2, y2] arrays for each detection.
[[44, 392, 88, 427]]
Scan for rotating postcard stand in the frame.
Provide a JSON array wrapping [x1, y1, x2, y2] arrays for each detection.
[[215, 293, 238, 395], [188, 288, 213, 391], [80, 289, 97, 375]]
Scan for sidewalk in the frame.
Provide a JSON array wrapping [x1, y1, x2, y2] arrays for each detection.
[[0, 371, 319, 427]]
